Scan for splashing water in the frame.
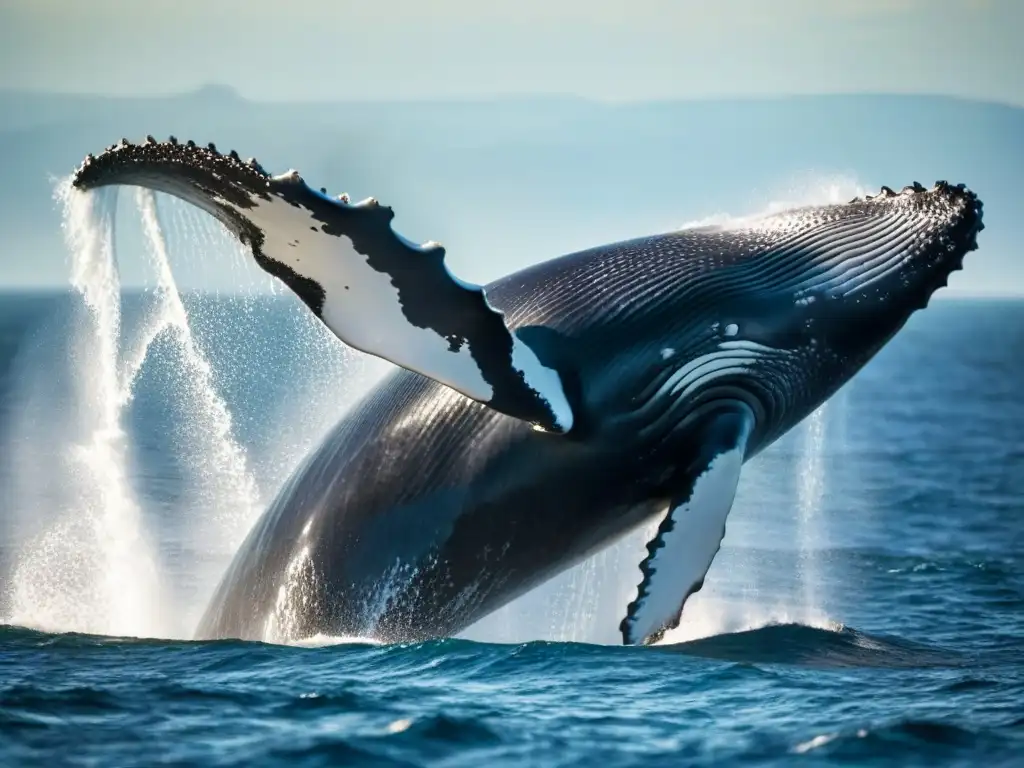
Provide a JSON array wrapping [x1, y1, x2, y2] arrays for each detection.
[[5, 183, 166, 637], [796, 404, 829, 626], [132, 190, 270, 631], [2, 182, 389, 641], [3, 186, 266, 638], [134, 189, 261, 555]]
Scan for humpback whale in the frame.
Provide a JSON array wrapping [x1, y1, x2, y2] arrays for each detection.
[[71, 138, 984, 645]]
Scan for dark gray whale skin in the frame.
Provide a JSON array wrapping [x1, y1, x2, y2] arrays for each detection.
[[68, 139, 983, 644], [190, 183, 983, 644]]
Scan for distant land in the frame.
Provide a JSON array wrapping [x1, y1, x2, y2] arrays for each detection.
[[0, 87, 1020, 294]]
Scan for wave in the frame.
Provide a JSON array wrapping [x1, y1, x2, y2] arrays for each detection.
[[790, 719, 1020, 762], [1, 617, 1018, 768], [0, 620, 961, 670], [659, 622, 962, 669]]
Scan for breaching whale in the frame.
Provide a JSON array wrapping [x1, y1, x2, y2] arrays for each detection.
[[71, 137, 984, 646]]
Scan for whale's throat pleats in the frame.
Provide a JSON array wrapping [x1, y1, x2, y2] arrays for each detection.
[[621, 403, 754, 646]]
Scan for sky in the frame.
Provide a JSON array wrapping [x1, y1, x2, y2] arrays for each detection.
[[0, 0, 1019, 295], [0, 0, 1021, 104]]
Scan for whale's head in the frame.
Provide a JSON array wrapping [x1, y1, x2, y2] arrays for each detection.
[[776, 182, 983, 355], [643, 181, 984, 452]]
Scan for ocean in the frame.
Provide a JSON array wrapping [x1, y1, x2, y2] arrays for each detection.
[[0, 191, 1021, 766]]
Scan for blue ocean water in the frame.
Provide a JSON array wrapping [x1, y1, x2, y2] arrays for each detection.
[[0, 286, 1021, 766]]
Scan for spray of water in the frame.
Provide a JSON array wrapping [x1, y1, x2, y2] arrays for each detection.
[[796, 404, 829, 626], [2, 182, 390, 640], [2, 185, 264, 638], [152, 196, 391, 498], [4, 183, 166, 637], [134, 189, 261, 554]]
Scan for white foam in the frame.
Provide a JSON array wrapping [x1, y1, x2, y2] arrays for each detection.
[[792, 732, 840, 754], [288, 634, 382, 648]]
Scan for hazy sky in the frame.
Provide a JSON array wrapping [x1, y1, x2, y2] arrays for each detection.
[[1, 0, 1021, 104]]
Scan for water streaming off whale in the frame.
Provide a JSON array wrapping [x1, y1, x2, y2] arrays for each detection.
[[3, 185, 165, 637]]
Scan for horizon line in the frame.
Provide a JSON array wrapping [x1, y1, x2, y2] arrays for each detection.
[[1, 85, 1020, 111]]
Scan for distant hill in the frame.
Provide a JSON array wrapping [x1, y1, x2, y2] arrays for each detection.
[[0, 88, 1020, 293]]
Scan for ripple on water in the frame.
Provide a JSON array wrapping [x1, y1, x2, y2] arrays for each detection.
[[790, 719, 1023, 765]]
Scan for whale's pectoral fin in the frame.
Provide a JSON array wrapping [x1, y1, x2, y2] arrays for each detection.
[[70, 138, 573, 433], [621, 405, 755, 646]]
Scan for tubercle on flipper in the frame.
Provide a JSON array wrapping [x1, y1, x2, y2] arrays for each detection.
[[72, 136, 271, 190], [70, 136, 389, 219], [71, 137, 463, 279], [70, 136, 461, 277]]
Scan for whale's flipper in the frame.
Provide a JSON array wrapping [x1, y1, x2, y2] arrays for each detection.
[[621, 405, 755, 646], [71, 138, 573, 433]]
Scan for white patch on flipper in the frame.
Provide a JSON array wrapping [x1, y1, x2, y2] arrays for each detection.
[[212, 189, 572, 430], [624, 435, 748, 645]]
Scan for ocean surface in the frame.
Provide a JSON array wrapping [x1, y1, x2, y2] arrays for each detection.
[[0, 198, 1021, 765]]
